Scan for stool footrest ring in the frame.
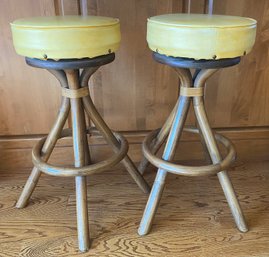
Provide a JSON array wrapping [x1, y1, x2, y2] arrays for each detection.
[[142, 127, 236, 176], [32, 128, 128, 177]]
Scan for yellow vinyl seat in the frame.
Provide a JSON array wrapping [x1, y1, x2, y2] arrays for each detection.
[[147, 14, 257, 60], [11, 15, 121, 59]]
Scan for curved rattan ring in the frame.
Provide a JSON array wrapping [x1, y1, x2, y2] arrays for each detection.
[[142, 127, 236, 176], [32, 128, 128, 177]]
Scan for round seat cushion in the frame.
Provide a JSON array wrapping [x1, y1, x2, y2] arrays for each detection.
[[11, 15, 120, 59], [147, 14, 257, 60]]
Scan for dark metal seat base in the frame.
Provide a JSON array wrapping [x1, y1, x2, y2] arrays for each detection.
[[153, 52, 241, 69], [26, 53, 115, 70]]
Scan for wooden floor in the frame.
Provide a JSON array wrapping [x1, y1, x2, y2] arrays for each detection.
[[0, 161, 269, 257]]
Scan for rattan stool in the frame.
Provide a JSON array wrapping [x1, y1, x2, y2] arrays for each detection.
[[11, 16, 150, 252], [138, 14, 257, 236]]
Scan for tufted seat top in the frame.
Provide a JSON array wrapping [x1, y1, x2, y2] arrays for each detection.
[[11, 15, 121, 59], [147, 14, 257, 60]]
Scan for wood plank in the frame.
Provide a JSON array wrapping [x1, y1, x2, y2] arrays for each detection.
[[0, 0, 62, 136], [86, 0, 183, 131], [54, 0, 80, 15], [0, 161, 269, 256], [1, 0, 269, 135], [182, 0, 206, 13], [206, 0, 269, 128]]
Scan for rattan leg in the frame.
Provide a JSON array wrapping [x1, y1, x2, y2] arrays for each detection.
[[16, 167, 42, 208], [84, 138, 91, 164], [138, 99, 179, 175], [193, 73, 248, 232], [138, 67, 192, 175], [138, 87, 191, 235], [80, 67, 150, 193], [66, 70, 90, 251], [138, 170, 168, 236], [195, 104, 248, 232], [16, 70, 70, 208], [83, 95, 150, 193], [193, 69, 213, 164]]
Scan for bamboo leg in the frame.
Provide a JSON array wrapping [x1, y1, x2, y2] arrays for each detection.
[[195, 103, 248, 232], [138, 68, 192, 235], [192, 69, 212, 163], [66, 70, 90, 252], [16, 70, 70, 208], [197, 120, 212, 164], [80, 67, 150, 193], [16, 168, 41, 208], [138, 99, 179, 174], [193, 86, 248, 233], [82, 95, 150, 194], [139, 67, 192, 175], [138, 95, 191, 236], [84, 137, 91, 164], [84, 113, 91, 165]]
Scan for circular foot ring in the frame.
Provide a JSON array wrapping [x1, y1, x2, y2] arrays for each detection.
[[32, 128, 128, 177], [143, 127, 236, 176]]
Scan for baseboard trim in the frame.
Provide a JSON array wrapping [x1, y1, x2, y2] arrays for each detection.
[[0, 127, 269, 171]]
